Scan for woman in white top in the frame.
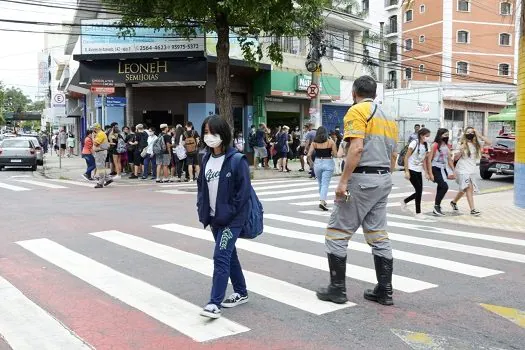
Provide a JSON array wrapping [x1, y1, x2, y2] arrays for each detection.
[[402, 128, 433, 217], [451, 127, 491, 216], [429, 128, 456, 216]]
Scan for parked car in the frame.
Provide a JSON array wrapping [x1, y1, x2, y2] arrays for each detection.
[[17, 136, 44, 165], [0, 138, 38, 171], [479, 134, 515, 180]]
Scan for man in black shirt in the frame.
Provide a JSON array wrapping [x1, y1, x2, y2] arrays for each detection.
[[182, 121, 200, 181], [129, 124, 148, 179]]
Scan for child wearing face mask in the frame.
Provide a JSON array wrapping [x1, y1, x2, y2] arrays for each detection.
[[429, 128, 456, 216], [197, 115, 253, 319], [234, 131, 245, 152], [401, 128, 433, 218]]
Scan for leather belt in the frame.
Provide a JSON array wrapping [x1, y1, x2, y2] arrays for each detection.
[[353, 166, 390, 174]]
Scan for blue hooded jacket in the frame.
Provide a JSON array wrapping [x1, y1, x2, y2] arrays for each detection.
[[197, 147, 251, 228]]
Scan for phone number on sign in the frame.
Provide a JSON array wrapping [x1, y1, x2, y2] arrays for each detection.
[[137, 44, 200, 51]]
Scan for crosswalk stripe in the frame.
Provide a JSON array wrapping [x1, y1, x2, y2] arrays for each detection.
[[291, 200, 401, 207], [47, 179, 95, 188], [0, 182, 31, 191], [253, 180, 323, 191], [90, 230, 354, 314], [156, 190, 196, 195], [250, 179, 306, 185], [16, 238, 250, 342], [0, 275, 91, 349], [265, 214, 525, 264], [256, 184, 337, 196], [387, 221, 525, 247], [299, 211, 437, 223], [263, 226, 502, 278], [15, 179, 68, 189], [261, 191, 428, 202], [154, 224, 437, 293]]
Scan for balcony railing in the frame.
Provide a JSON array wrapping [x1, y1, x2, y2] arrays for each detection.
[[385, 0, 399, 7], [386, 23, 398, 35]]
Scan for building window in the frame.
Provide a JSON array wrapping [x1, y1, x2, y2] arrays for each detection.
[[362, 0, 369, 12], [405, 9, 413, 22], [457, 30, 469, 43], [389, 43, 398, 61], [499, 63, 510, 76], [500, 33, 511, 46], [500, 1, 512, 15], [405, 39, 413, 51], [388, 15, 398, 34], [387, 71, 397, 89], [457, 0, 470, 12], [457, 61, 469, 74], [405, 67, 413, 80], [419, 64, 425, 72], [420, 4, 426, 13], [419, 35, 425, 43]]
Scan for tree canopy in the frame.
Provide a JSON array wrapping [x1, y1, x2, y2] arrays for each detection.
[[102, 0, 331, 126], [0, 83, 41, 126]]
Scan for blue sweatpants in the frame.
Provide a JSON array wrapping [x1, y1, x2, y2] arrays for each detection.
[[209, 225, 247, 306]]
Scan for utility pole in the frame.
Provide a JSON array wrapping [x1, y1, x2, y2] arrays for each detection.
[[515, 3, 525, 208], [306, 28, 325, 129]]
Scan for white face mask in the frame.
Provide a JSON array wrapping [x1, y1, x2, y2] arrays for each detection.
[[204, 134, 222, 148]]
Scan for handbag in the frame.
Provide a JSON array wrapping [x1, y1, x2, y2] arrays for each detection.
[[175, 144, 187, 160], [140, 147, 148, 158]]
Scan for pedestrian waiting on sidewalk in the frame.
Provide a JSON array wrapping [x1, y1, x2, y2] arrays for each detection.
[[81, 130, 95, 181]]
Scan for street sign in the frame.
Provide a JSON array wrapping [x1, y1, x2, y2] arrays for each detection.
[[91, 79, 114, 87], [90, 86, 115, 94], [307, 84, 319, 98]]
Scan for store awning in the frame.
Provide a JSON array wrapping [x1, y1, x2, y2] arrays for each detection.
[[488, 108, 516, 122]]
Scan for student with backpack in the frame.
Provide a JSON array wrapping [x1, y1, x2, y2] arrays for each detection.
[[429, 128, 456, 216], [401, 128, 433, 218], [183, 121, 200, 181], [197, 115, 263, 319]]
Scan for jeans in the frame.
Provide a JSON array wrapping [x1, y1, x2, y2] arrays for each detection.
[[143, 155, 157, 178], [82, 154, 96, 177], [314, 158, 335, 201], [432, 166, 449, 206], [175, 158, 186, 179], [405, 170, 423, 214], [209, 225, 247, 306]]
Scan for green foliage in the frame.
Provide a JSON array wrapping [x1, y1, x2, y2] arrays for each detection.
[[3, 87, 31, 113], [103, 0, 330, 66]]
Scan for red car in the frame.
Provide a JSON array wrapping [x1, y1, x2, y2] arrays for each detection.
[[479, 134, 515, 180]]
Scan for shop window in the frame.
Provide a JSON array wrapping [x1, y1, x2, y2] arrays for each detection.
[[499, 33, 511, 46], [457, 30, 469, 44], [499, 63, 510, 76], [456, 61, 469, 75]]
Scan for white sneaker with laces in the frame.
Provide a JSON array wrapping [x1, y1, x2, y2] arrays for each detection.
[[400, 200, 409, 212], [200, 303, 221, 319], [414, 213, 426, 219], [221, 293, 249, 308]]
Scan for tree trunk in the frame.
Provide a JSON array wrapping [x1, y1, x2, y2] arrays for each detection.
[[215, 11, 233, 127]]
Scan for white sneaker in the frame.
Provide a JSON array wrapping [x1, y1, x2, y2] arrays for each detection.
[[200, 303, 221, 319], [221, 293, 249, 308], [400, 200, 409, 212], [414, 213, 426, 220]]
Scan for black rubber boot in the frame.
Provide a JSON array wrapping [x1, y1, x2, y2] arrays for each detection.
[[316, 254, 348, 304], [364, 255, 394, 306]]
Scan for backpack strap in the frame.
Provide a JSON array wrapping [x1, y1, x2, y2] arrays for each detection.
[[367, 104, 378, 123], [231, 152, 244, 176]]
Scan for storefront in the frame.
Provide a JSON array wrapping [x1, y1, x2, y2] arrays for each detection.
[[253, 70, 341, 129]]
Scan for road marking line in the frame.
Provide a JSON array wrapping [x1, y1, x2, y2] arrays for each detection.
[[250, 179, 307, 185], [156, 190, 196, 195], [263, 191, 428, 202], [16, 238, 249, 342], [253, 181, 326, 191], [256, 184, 337, 196], [47, 179, 95, 187], [0, 182, 31, 192], [265, 214, 525, 263], [387, 221, 525, 247], [299, 211, 437, 223], [480, 304, 525, 329], [0, 275, 91, 350], [291, 200, 401, 207], [154, 224, 437, 293], [91, 230, 354, 314], [15, 179, 68, 189], [263, 225, 502, 278]]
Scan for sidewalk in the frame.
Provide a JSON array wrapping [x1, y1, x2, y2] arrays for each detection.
[[421, 190, 525, 234]]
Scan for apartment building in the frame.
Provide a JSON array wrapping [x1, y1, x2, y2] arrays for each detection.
[[397, 0, 518, 86]]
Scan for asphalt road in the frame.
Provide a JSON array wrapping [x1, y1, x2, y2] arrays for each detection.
[[0, 167, 523, 350]]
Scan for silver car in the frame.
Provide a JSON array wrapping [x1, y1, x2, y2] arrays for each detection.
[[17, 136, 44, 165], [0, 138, 38, 171]]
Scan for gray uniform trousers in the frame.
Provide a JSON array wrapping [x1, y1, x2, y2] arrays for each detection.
[[325, 172, 393, 260]]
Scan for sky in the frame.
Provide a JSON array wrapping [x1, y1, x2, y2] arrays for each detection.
[[0, 0, 76, 101]]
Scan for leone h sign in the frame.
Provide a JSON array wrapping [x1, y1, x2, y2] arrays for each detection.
[[79, 58, 207, 85]]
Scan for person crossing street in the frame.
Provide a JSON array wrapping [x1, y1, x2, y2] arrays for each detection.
[[316, 76, 399, 306]]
